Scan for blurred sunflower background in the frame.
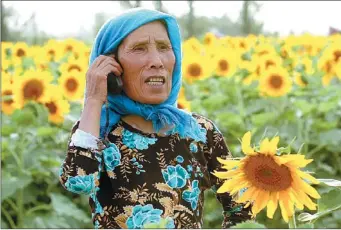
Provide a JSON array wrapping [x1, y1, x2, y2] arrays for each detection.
[[2, 1, 341, 229]]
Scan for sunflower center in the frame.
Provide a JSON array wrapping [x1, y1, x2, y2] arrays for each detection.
[[48, 50, 55, 56], [259, 50, 268, 56], [45, 101, 57, 114], [23, 80, 43, 100], [66, 78, 78, 92], [204, 37, 211, 45], [265, 61, 275, 69], [333, 50, 341, 62], [269, 75, 283, 89], [17, 49, 26, 57], [243, 155, 292, 191], [188, 63, 202, 77], [68, 65, 81, 72], [3, 90, 13, 105], [219, 60, 229, 71], [66, 45, 73, 53]]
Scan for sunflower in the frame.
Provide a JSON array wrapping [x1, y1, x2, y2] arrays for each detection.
[[182, 37, 205, 56], [42, 39, 64, 62], [213, 131, 321, 223], [254, 43, 277, 57], [44, 84, 70, 124], [12, 69, 54, 108], [59, 55, 88, 73], [58, 70, 85, 101], [1, 81, 21, 115], [258, 53, 283, 72], [212, 49, 238, 77], [259, 66, 292, 97], [12, 42, 31, 60], [203, 32, 218, 47], [182, 54, 212, 84], [60, 38, 84, 57]]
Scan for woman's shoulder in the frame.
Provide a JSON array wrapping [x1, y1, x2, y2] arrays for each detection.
[[190, 112, 220, 133]]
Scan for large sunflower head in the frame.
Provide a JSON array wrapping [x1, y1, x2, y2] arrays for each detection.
[[213, 131, 321, 223], [212, 49, 238, 78], [182, 54, 212, 84], [58, 70, 85, 101], [259, 66, 292, 97], [12, 70, 53, 108], [44, 84, 70, 124]]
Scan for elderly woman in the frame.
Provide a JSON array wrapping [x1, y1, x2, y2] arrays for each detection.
[[59, 8, 252, 229]]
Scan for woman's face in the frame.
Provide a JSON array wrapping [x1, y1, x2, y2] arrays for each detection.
[[117, 20, 176, 104]]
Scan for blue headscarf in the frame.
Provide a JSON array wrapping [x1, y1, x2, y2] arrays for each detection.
[[85, 8, 207, 144]]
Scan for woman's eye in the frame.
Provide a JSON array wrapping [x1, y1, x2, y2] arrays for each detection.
[[159, 44, 171, 51], [133, 46, 146, 52]]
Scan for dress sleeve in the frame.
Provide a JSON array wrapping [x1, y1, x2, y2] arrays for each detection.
[[204, 120, 254, 228], [58, 120, 106, 195]]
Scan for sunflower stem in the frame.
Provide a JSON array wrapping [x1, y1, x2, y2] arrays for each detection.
[[288, 213, 297, 229]]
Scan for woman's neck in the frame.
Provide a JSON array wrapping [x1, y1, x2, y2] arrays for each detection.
[[121, 114, 173, 136]]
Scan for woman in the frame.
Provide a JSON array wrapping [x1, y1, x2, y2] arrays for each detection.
[[59, 8, 252, 229]]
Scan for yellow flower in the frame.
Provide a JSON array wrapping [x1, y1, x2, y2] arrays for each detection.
[[44, 84, 70, 124], [1, 81, 21, 115], [59, 55, 88, 73], [42, 39, 64, 62], [12, 42, 31, 59], [182, 37, 205, 56], [213, 131, 321, 223], [254, 43, 277, 57], [259, 66, 292, 97], [212, 49, 238, 77], [182, 54, 212, 84], [58, 70, 85, 101], [12, 69, 53, 108], [258, 53, 283, 72], [203, 32, 218, 47]]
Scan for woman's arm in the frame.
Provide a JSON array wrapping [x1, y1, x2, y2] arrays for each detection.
[[59, 99, 106, 195], [203, 119, 253, 228]]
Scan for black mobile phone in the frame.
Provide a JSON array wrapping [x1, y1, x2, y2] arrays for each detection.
[[107, 72, 123, 95]]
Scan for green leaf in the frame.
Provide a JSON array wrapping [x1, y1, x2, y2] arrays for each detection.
[[1, 172, 33, 201], [11, 109, 36, 126], [318, 179, 341, 187], [318, 129, 341, 146], [231, 220, 266, 229], [318, 188, 341, 212], [50, 193, 90, 222], [297, 223, 314, 228], [37, 127, 58, 137], [294, 99, 316, 114], [1, 124, 16, 137], [251, 112, 275, 127]]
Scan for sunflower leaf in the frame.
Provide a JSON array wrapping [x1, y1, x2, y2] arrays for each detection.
[[317, 179, 341, 187]]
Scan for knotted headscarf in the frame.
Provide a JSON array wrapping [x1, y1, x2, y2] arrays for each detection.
[[85, 7, 207, 144]]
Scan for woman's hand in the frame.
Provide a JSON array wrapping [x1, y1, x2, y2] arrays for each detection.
[[84, 55, 123, 104]]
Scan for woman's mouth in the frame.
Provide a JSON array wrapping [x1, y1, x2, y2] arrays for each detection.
[[145, 76, 165, 86]]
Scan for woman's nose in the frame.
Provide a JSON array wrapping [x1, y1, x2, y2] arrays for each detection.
[[148, 48, 164, 69]]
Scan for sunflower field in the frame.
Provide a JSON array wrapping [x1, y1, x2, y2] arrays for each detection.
[[1, 33, 341, 229]]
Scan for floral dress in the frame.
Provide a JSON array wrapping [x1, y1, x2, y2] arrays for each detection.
[[59, 113, 253, 229]]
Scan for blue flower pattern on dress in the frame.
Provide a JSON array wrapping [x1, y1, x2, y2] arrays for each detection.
[[102, 143, 121, 171], [182, 180, 201, 210], [122, 129, 157, 150], [126, 204, 163, 229], [162, 165, 190, 189], [175, 155, 184, 163], [190, 142, 198, 153], [65, 174, 95, 195]]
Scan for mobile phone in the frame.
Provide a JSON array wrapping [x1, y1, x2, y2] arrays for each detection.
[[107, 72, 123, 95]]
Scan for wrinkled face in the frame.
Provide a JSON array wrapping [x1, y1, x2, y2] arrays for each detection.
[[117, 20, 176, 104]]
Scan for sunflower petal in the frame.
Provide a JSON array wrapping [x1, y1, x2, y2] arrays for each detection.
[[217, 157, 240, 169], [297, 170, 320, 184], [266, 192, 278, 219], [260, 138, 270, 153], [279, 199, 289, 223], [237, 186, 258, 203], [242, 131, 255, 155], [212, 169, 241, 179], [252, 190, 270, 214], [268, 136, 280, 155]]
